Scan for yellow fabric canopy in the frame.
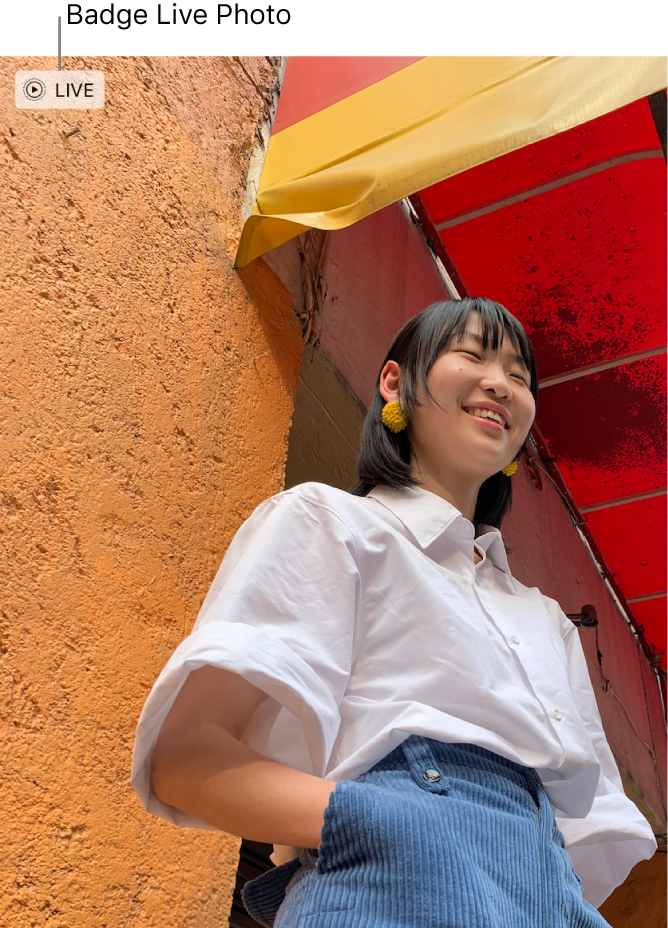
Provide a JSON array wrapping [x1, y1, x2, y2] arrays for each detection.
[[236, 56, 666, 267]]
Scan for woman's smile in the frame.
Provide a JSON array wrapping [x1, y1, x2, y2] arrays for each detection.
[[464, 409, 507, 434]]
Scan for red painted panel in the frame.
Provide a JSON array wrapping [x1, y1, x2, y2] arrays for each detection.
[[535, 355, 666, 509], [273, 57, 424, 134], [586, 496, 667, 600], [630, 597, 667, 669], [439, 159, 667, 379], [424, 117, 667, 654], [420, 98, 662, 224]]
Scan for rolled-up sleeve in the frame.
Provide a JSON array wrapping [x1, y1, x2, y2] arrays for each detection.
[[553, 610, 657, 908], [130, 485, 360, 828]]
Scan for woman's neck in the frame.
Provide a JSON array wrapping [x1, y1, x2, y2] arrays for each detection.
[[410, 460, 482, 524]]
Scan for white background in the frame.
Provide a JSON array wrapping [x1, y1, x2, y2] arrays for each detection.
[[2, 0, 668, 57]]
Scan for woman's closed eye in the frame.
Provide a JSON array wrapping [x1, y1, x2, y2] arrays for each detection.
[[459, 350, 529, 385]]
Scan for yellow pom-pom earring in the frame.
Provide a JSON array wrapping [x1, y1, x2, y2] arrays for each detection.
[[502, 460, 519, 477], [381, 400, 407, 433]]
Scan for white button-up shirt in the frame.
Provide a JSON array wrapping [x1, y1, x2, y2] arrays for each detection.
[[131, 482, 656, 908]]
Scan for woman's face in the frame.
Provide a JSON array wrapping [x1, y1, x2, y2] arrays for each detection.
[[383, 313, 536, 484]]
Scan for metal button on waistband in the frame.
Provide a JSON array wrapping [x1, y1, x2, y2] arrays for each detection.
[[510, 635, 520, 644], [423, 768, 441, 782], [553, 708, 562, 720]]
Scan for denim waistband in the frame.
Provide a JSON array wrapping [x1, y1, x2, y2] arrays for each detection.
[[241, 736, 552, 927], [368, 736, 544, 797]]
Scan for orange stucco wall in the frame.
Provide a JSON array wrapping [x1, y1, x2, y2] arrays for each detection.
[[1, 57, 302, 926]]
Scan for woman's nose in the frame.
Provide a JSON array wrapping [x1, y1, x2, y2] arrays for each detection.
[[481, 366, 512, 397]]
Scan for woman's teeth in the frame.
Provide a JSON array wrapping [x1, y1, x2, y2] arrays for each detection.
[[466, 408, 505, 427]]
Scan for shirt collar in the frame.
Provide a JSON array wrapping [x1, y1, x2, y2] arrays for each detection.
[[473, 528, 517, 590], [367, 485, 516, 589]]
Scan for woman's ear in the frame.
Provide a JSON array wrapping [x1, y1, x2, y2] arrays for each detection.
[[379, 360, 402, 403]]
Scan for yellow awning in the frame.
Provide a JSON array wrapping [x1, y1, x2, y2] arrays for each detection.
[[236, 56, 666, 267]]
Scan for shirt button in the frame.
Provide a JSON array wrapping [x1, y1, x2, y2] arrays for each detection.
[[553, 709, 562, 721], [510, 635, 520, 644], [423, 768, 441, 783]]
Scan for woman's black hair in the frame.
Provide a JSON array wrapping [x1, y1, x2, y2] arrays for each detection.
[[349, 298, 539, 533]]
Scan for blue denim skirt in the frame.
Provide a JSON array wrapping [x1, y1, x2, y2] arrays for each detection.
[[241, 736, 611, 927]]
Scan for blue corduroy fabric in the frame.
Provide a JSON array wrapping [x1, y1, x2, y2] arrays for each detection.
[[241, 737, 611, 927]]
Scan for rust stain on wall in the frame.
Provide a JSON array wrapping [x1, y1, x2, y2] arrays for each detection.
[[0, 57, 302, 926]]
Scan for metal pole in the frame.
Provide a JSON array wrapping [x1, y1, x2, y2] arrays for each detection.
[[58, 17, 61, 71]]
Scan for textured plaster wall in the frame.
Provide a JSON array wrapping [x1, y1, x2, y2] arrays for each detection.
[[285, 348, 366, 492], [1, 57, 302, 927]]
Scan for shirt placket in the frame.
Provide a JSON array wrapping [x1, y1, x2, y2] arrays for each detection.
[[472, 586, 572, 737]]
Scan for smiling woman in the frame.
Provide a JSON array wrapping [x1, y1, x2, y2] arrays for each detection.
[[352, 297, 539, 533], [133, 297, 656, 928]]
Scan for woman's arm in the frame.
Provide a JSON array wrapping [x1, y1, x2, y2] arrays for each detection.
[[150, 665, 336, 849]]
